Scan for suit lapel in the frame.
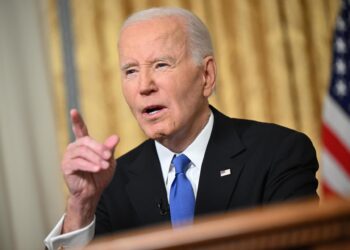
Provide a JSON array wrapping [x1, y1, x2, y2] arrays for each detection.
[[125, 140, 170, 225], [124, 107, 246, 221], [195, 107, 246, 216]]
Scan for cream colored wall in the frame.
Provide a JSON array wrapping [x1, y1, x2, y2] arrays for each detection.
[[0, 0, 64, 249]]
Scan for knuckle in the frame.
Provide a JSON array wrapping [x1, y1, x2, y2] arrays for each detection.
[[61, 157, 71, 169], [81, 136, 91, 144], [77, 145, 90, 157], [62, 168, 72, 175]]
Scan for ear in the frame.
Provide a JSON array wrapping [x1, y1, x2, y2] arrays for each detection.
[[201, 56, 217, 97]]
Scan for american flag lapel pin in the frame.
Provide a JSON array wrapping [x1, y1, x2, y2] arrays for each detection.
[[220, 169, 231, 177]]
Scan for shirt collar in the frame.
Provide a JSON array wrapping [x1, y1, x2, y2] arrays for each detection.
[[155, 111, 214, 182]]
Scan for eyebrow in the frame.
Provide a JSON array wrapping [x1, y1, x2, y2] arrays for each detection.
[[120, 56, 177, 71], [120, 63, 137, 71], [154, 56, 176, 64]]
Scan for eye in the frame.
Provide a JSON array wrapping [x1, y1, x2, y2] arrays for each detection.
[[155, 62, 170, 69], [124, 68, 138, 77]]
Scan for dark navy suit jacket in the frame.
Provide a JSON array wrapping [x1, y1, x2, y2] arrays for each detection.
[[95, 106, 318, 236]]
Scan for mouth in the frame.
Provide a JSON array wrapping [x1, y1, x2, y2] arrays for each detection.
[[142, 105, 166, 118]]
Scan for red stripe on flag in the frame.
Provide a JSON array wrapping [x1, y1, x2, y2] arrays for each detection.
[[322, 123, 350, 177], [322, 181, 340, 199]]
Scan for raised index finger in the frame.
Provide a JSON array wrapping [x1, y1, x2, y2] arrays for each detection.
[[70, 109, 89, 139]]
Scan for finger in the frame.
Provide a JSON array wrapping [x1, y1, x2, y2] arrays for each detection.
[[72, 136, 111, 160], [66, 145, 109, 168], [70, 109, 89, 139], [63, 158, 103, 174]]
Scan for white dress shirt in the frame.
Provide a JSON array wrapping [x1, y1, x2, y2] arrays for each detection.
[[156, 111, 214, 200], [44, 112, 214, 250], [44, 214, 95, 250]]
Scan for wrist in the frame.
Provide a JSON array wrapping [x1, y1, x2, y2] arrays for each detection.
[[62, 196, 98, 233]]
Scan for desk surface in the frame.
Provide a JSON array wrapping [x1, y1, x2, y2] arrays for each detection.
[[85, 198, 350, 250]]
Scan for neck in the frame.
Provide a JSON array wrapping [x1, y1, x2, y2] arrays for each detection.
[[157, 105, 211, 153]]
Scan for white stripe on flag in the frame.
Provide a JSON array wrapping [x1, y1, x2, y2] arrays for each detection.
[[323, 149, 350, 197], [323, 95, 350, 149]]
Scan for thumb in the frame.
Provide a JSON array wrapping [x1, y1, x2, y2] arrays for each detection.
[[104, 135, 119, 155]]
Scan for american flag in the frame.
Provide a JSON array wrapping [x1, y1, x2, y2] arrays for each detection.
[[322, 0, 350, 197]]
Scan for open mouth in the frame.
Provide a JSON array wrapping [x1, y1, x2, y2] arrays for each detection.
[[142, 105, 166, 116]]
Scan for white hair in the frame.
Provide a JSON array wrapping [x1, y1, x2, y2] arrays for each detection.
[[120, 7, 214, 65]]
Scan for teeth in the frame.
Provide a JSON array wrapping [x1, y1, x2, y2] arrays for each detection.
[[149, 110, 159, 115]]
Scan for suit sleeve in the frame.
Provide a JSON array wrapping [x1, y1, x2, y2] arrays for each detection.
[[94, 192, 112, 236], [263, 131, 319, 202], [94, 158, 137, 237]]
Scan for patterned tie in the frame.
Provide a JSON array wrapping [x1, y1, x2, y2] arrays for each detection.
[[170, 154, 195, 226]]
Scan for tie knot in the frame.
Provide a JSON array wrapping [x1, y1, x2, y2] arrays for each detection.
[[172, 154, 191, 174]]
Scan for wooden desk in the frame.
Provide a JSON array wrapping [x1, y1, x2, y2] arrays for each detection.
[[85, 198, 350, 249]]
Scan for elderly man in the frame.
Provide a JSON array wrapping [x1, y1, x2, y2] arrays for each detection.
[[45, 7, 318, 249]]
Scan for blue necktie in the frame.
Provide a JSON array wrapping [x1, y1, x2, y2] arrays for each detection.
[[170, 154, 195, 226]]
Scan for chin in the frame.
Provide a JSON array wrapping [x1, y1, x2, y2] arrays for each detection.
[[149, 133, 165, 141], [143, 127, 169, 141]]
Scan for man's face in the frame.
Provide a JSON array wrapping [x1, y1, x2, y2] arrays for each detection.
[[118, 16, 214, 145]]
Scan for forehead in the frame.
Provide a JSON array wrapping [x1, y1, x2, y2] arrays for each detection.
[[118, 16, 188, 59]]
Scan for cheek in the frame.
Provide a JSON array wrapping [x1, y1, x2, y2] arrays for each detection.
[[178, 82, 203, 106], [180, 69, 205, 98]]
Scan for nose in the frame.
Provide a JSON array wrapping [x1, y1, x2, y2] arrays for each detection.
[[139, 67, 157, 96]]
